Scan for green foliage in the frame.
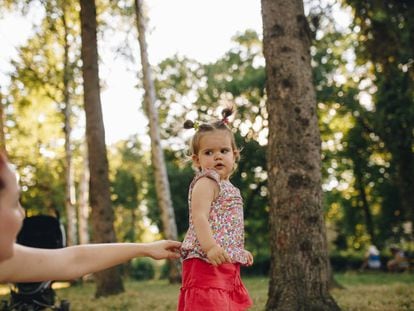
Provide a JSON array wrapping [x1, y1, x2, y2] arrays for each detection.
[[130, 258, 155, 280], [2, 0, 83, 225], [311, 1, 414, 252], [339, 0, 414, 241], [2, 0, 413, 262], [109, 137, 148, 242], [145, 150, 194, 238]]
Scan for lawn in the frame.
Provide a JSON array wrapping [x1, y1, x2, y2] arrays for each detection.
[[1, 272, 413, 310]]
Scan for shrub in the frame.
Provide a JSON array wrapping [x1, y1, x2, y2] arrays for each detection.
[[130, 258, 155, 280]]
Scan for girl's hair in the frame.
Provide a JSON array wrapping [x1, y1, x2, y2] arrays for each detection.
[[183, 106, 240, 162]]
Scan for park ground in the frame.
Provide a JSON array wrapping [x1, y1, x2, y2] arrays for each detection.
[[1, 272, 413, 310]]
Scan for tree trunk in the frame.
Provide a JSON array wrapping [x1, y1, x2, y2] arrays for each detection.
[[78, 141, 90, 245], [79, 0, 124, 297], [261, 0, 340, 309], [354, 165, 375, 243], [134, 0, 181, 283], [62, 4, 77, 246]]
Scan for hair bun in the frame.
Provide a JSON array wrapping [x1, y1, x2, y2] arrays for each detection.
[[221, 106, 234, 120], [183, 120, 195, 129]]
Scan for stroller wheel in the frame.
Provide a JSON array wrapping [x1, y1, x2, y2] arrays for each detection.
[[59, 300, 70, 311]]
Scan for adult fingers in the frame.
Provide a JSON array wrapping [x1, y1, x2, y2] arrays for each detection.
[[165, 240, 182, 249], [168, 251, 181, 259]]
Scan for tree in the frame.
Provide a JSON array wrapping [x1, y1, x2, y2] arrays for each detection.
[[261, 0, 340, 309], [61, 0, 77, 246], [343, 0, 414, 232], [78, 141, 90, 245], [1, 0, 82, 242], [79, 0, 124, 297], [134, 0, 181, 282]]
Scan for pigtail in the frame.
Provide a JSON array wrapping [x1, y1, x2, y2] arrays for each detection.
[[220, 104, 235, 125], [183, 120, 195, 129], [184, 120, 201, 131]]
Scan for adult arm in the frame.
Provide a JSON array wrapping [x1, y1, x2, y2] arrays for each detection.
[[0, 240, 181, 283]]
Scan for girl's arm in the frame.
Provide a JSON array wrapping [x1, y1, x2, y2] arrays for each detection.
[[191, 177, 231, 266], [0, 240, 181, 283], [244, 249, 254, 266]]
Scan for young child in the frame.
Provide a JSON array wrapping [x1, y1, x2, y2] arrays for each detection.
[[0, 153, 181, 283], [178, 106, 253, 311]]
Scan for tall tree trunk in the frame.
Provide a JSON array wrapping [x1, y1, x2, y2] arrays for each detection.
[[134, 0, 181, 283], [354, 165, 375, 243], [78, 141, 90, 245], [79, 0, 124, 297], [62, 3, 77, 246], [261, 0, 340, 309]]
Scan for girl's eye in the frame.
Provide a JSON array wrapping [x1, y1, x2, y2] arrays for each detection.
[[221, 149, 230, 154], [204, 151, 213, 155]]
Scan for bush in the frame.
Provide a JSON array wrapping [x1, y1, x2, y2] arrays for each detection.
[[160, 261, 170, 280], [130, 258, 155, 280], [243, 254, 270, 276], [330, 253, 362, 271]]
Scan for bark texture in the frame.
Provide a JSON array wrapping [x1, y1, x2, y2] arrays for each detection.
[[80, 0, 124, 297], [261, 0, 340, 310], [62, 7, 77, 246], [134, 0, 181, 282]]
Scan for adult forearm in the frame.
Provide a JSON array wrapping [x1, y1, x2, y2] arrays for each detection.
[[3, 243, 148, 283], [66, 243, 148, 277]]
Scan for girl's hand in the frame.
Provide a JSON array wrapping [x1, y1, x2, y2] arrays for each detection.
[[244, 250, 254, 266], [145, 240, 182, 260], [206, 244, 231, 266]]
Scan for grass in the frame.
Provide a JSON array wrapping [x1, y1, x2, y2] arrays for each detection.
[[332, 272, 414, 311], [1, 272, 413, 310]]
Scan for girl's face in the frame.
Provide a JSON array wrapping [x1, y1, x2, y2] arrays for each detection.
[[192, 130, 237, 180], [0, 160, 25, 262]]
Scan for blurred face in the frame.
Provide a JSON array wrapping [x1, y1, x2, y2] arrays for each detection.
[[192, 130, 237, 180], [0, 159, 25, 262]]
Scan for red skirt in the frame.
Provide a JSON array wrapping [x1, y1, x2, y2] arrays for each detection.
[[178, 258, 253, 311]]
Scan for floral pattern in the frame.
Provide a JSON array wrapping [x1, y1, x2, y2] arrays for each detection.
[[181, 169, 247, 264]]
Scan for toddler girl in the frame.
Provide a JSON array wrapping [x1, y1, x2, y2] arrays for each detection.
[[178, 106, 253, 311]]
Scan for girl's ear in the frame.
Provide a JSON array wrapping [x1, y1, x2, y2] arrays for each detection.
[[191, 154, 200, 168], [233, 149, 240, 161]]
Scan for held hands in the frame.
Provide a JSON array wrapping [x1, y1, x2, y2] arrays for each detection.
[[206, 244, 231, 266], [145, 240, 182, 260], [244, 249, 254, 266]]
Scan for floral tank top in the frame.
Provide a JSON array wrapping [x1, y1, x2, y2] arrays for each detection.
[[181, 169, 247, 265]]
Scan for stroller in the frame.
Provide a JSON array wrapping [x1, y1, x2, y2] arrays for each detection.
[[1, 215, 70, 311]]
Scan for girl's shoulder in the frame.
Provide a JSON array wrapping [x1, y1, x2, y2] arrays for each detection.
[[190, 169, 221, 194], [192, 169, 221, 185]]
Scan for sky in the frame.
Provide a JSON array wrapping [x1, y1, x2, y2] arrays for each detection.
[[0, 0, 263, 145]]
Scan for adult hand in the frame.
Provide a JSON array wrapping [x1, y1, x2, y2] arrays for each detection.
[[146, 240, 182, 260]]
